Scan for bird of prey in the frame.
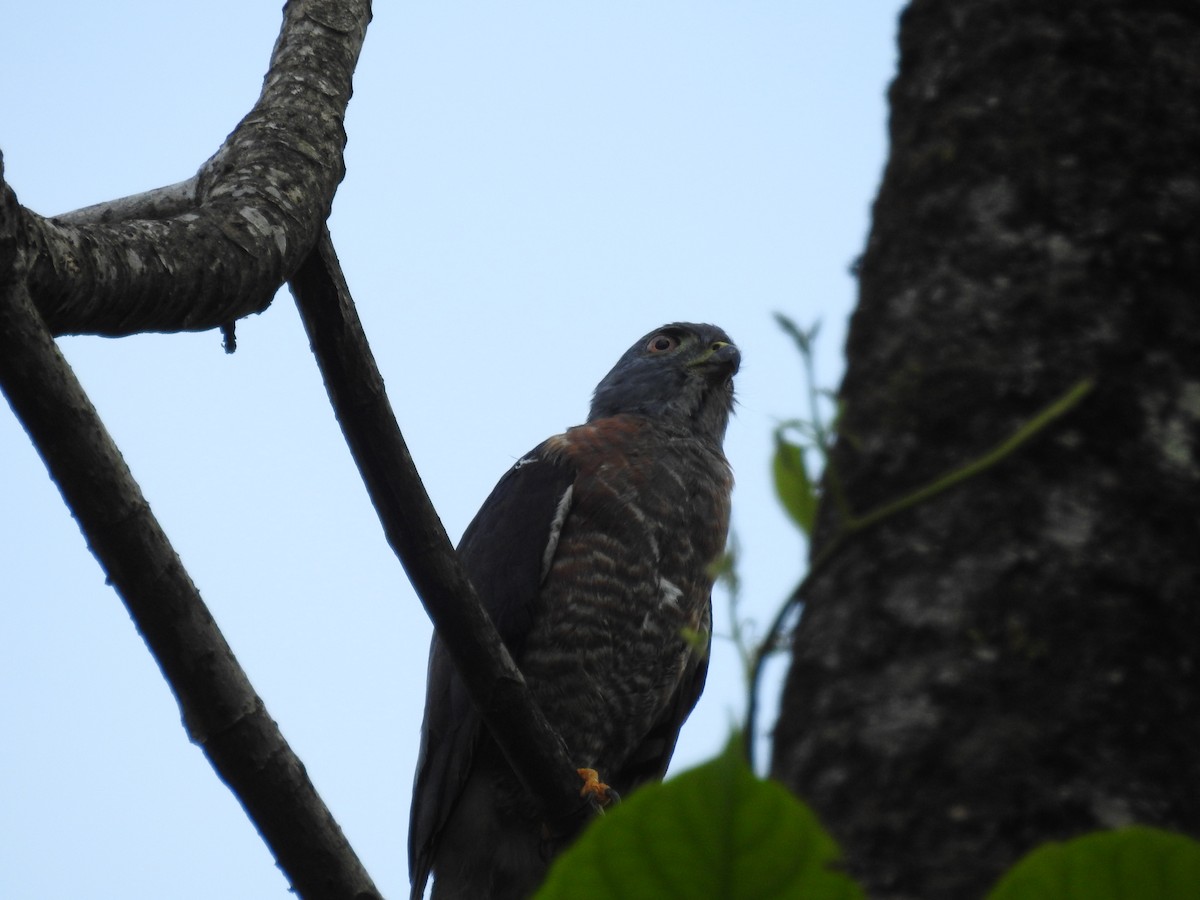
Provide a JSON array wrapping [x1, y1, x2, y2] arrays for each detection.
[[409, 322, 739, 900]]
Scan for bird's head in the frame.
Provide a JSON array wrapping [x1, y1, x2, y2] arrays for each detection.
[[588, 322, 739, 442]]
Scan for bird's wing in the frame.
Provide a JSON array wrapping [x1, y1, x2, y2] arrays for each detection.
[[408, 444, 577, 899]]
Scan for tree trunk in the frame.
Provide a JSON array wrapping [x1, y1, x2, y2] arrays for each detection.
[[772, 2, 1200, 897]]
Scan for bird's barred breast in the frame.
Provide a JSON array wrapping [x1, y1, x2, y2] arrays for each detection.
[[524, 416, 731, 773]]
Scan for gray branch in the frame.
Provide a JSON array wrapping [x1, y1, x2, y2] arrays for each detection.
[[16, 0, 371, 337], [290, 229, 596, 834], [0, 166, 380, 900], [56, 177, 199, 225]]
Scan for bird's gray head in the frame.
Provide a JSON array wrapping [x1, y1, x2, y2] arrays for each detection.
[[588, 322, 739, 441]]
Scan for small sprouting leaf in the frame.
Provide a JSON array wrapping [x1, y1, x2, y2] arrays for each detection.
[[536, 739, 863, 900], [773, 312, 819, 357], [773, 431, 818, 536], [986, 826, 1200, 900]]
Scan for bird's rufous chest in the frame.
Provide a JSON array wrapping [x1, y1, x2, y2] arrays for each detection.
[[545, 415, 732, 609]]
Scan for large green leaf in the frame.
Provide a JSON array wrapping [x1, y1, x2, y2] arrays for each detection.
[[772, 430, 818, 537], [987, 826, 1200, 900], [535, 741, 862, 899]]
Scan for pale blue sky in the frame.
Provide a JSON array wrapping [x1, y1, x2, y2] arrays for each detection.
[[0, 3, 902, 897]]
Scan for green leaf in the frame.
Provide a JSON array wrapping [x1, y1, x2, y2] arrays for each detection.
[[986, 826, 1200, 900], [773, 312, 819, 357], [772, 431, 818, 536], [535, 740, 863, 900]]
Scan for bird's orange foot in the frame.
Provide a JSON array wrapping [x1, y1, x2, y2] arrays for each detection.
[[577, 768, 620, 810]]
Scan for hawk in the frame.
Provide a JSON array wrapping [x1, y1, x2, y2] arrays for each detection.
[[409, 322, 739, 899]]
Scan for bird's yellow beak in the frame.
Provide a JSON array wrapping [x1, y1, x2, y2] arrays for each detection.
[[689, 340, 740, 374]]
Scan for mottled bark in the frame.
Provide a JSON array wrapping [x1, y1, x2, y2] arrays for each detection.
[[772, 2, 1200, 898], [0, 168, 380, 900], [12, 0, 369, 337], [0, 2, 384, 896]]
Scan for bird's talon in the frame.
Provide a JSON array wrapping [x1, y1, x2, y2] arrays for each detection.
[[577, 767, 618, 810]]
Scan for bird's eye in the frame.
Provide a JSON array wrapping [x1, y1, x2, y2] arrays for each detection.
[[647, 334, 678, 353]]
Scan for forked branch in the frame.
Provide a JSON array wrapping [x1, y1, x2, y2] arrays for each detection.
[[13, 0, 371, 337], [0, 183, 381, 900]]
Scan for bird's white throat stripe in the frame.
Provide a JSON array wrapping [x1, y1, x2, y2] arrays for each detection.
[[541, 485, 574, 581]]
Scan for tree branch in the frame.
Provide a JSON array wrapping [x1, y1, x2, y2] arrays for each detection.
[[0, 155, 380, 900], [55, 177, 199, 226], [13, 0, 371, 337], [289, 229, 595, 834]]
